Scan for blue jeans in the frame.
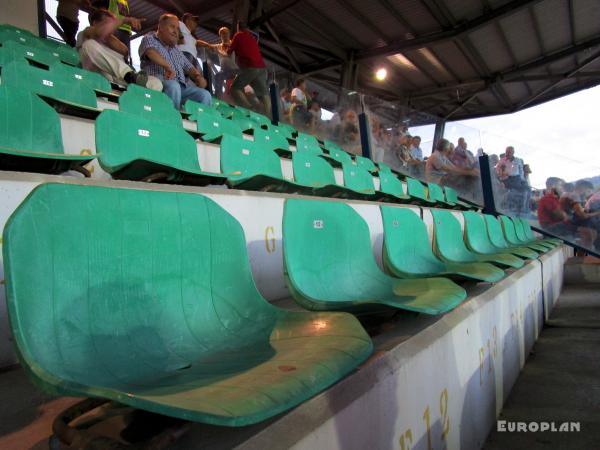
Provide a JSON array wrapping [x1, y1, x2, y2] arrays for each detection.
[[162, 79, 212, 109]]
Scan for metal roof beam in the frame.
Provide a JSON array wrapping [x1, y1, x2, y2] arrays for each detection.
[[263, 20, 301, 72], [249, 0, 303, 28]]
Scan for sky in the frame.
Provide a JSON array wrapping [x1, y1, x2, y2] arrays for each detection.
[[43, 1, 599, 188]]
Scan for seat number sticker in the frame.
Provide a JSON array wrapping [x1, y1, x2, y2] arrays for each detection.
[[138, 129, 150, 137], [265, 136, 270, 140], [313, 220, 324, 229], [213, 122, 219, 127], [144, 93, 151, 98], [26, 51, 34, 56], [42, 79, 54, 87], [392, 220, 399, 227], [305, 162, 311, 168], [242, 149, 250, 155], [144, 105, 152, 111], [75, 74, 83, 80]]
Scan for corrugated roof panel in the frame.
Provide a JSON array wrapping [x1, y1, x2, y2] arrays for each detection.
[[572, 0, 600, 41], [430, 40, 480, 80], [532, 0, 572, 52], [468, 24, 514, 72], [342, 0, 411, 42], [393, 0, 443, 35], [442, 0, 484, 21], [498, 10, 540, 63]]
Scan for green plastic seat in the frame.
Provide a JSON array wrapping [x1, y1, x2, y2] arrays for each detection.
[[295, 133, 322, 154], [342, 163, 377, 198], [0, 86, 93, 174], [444, 186, 475, 210], [499, 216, 551, 252], [322, 139, 343, 153], [247, 110, 272, 128], [512, 217, 557, 249], [0, 39, 58, 67], [462, 211, 539, 260], [283, 199, 467, 314], [517, 217, 561, 247], [119, 85, 182, 126], [354, 155, 377, 173], [220, 134, 306, 193], [41, 38, 80, 66], [482, 215, 541, 259], [291, 151, 357, 198], [215, 101, 237, 119], [3, 183, 373, 426], [378, 170, 410, 201], [381, 207, 504, 282], [193, 111, 242, 142], [253, 127, 290, 154], [275, 121, 296, 136], [1, 60, 98, 113], [324, 148, 353, 167], [268, 123, 294, 140], [51, 62, 112, 94], [427, 182, 452, 206], [184, 99, 220, 117], [432, 209, 524, 269], [231, 110, 259, 132], [406, 177, 435, 205], [96, 109, 225, 184]]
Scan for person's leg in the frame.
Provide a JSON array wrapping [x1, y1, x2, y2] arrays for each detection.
[[113, 29, 131, 63], [162, 80, 183, 109], [180, 84, 212, 106], [230, 69, 253, 108], [56, 16, 78, 47], [80, 40, 134, 82], [146, 76, 163, 92], [248, 68, 271, 117]]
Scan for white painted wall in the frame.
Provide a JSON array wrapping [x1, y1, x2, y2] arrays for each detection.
[[0, 0, 38, 35]]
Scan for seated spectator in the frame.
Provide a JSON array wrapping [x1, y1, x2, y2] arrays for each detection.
[[340, 110, 361, 154], [290, 79, 311, 129], [409, 136, 423, 161], [559, 180, 599, 248], [57, 0, 90, 47], [77, 9, 161, 90], [426, 138, 478, 185], [370, 118, 385, 163], [451, 137, 477, 169], [537, 177, 572, 234], [280, 88, 292, 118], [139, 14, 211, 108], [495, 146, 528, 192], [309, 101, 322, 133], [227, 21, 270, 116], [198, 27, 239, 97], [585, 188, 600, 212]]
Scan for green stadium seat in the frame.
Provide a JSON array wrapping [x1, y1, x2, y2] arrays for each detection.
[[517, 217, 561, 247], [322, 139, 343, 153], [1, 60, 99, 116], [291, 152, 355, 197], [0, 86, 94, 174], [406, 177, 435, 205], [444, 186, 476, 210], [3, 183, 372, 426], [41, 38, 80, 66], [283, 199, 467, 314], [462, 211, 539, 260], [275, 121, 296, 137], [0, 39, 58, 67], [342, 163, 377, 198], [51, 62, 112, 95], [253, 127, 290, 154], [193, 111, 243, 142], [119, 85, 182, 126], [96, 109, 225, 184], [377, 170, 410, 201], [482, 214, 541, 259], [513, 217, 558, 249], [427, 182, 453, 207], [246, 110, 271, 128], [381, 207, 505, 282], [499, 216, 553, 252], [377, 162, 393, 173], [214, 100, 236, 118], [231, 112, 259, 132], [220, 134, 307, 193], [268, 123, 294, 140], [324, 148, 353, 167], [354, 155, 377, 173], [432, 210, 524, 269], [295, 133, 322, 154], [184, 99, 220, 117]]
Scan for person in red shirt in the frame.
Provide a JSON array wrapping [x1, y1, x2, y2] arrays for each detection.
[[227, 22, 271, 116], [537, 177, 575, 236]]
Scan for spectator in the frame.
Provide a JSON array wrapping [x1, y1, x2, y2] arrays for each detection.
[[227, 21, 270, 115], [537, 177, 571, 234], [107, 0, 134, 48], [290, 79, 311, 128], [56, 0, 90, 47], [77, 9, 161, 90], [451, 137, 477, 169], [426, 138, 478, 185], [309, 101, 322, 133], [559, 180, 600, 247], [279, 87, 292, 118], [198, 27, 238, 97], [178, 13, 203, 69], [585, 188, 600, 212], [370, 118, 385, 163], [340, 110, 361, 154], [409, 136, 423, 161], [139, 14, 211, 109], [496, 146, 528, 192]]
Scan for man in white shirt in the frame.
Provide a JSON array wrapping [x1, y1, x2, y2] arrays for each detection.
[[496, 146, 527, 191], [178, 13, 202, 67]]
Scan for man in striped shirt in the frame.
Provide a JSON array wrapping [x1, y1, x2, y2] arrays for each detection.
[[139, 14, 211, 109]]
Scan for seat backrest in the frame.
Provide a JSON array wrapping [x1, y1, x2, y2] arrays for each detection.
[[343, 164, 375, 194], [247, 110, 271, 128], [96, 109, 201, 174], [378, 171, 406, 197], [184, 99, 220, 117], [41, 39, 80, 65], [511, 217, 529, 242], [377, 162, 393, 173], [0, 39, 58, 67], [499, 215, 522, 244], [292, 152, 336, 187], [406, 177, 428, 201], [51, 62, 112, 93], [268, 123, 294, 140], [427, 182, 446, 203], [283, 198, 390, 301], [355, 155, 376, 172], [483, 214, 510, 248], [220, 134, 282, 180], [518, 218, 535, 240], [194, 111, 242, 140], [3, 183, 276, 398], [444, 186, 459, 204], [1, 60, 97, 109], [431, 209, 473, 262], [295, 133, 321, 153], [119, 85, 182, 126], [327, 148, 353, 165], [462, 211, 498, 253], [231, 113, 259, 132], [0, 86, 64, 155], [381, 206, 441, 274], [253, 127, 289, 152], [215, 102, 236, 119], [322, 139, 343, 153]]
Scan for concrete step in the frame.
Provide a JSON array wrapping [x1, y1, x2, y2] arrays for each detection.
[[564, 256, 600, 285]]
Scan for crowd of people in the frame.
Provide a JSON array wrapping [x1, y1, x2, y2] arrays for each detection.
[[56, 0, 271, 112]]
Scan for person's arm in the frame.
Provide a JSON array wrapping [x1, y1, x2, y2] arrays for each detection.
[[107, 34, 128, 57], [196, 39, 220, 50], [226, 34, 238, 55], [182, 57, 207, 88], [143, 48, 176, 79], [84, 16, 143, 42], [290, 89, 304, 105], [574, 203, 600, 219]]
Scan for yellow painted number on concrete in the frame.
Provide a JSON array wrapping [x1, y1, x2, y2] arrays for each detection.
[[440, 388, 450, 440], [80, 149, 94, 174], [399, 429, 413, 450], [265, 226, 276, 253], [423, 406, 432, 450], [479, 347, 485, 385]]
